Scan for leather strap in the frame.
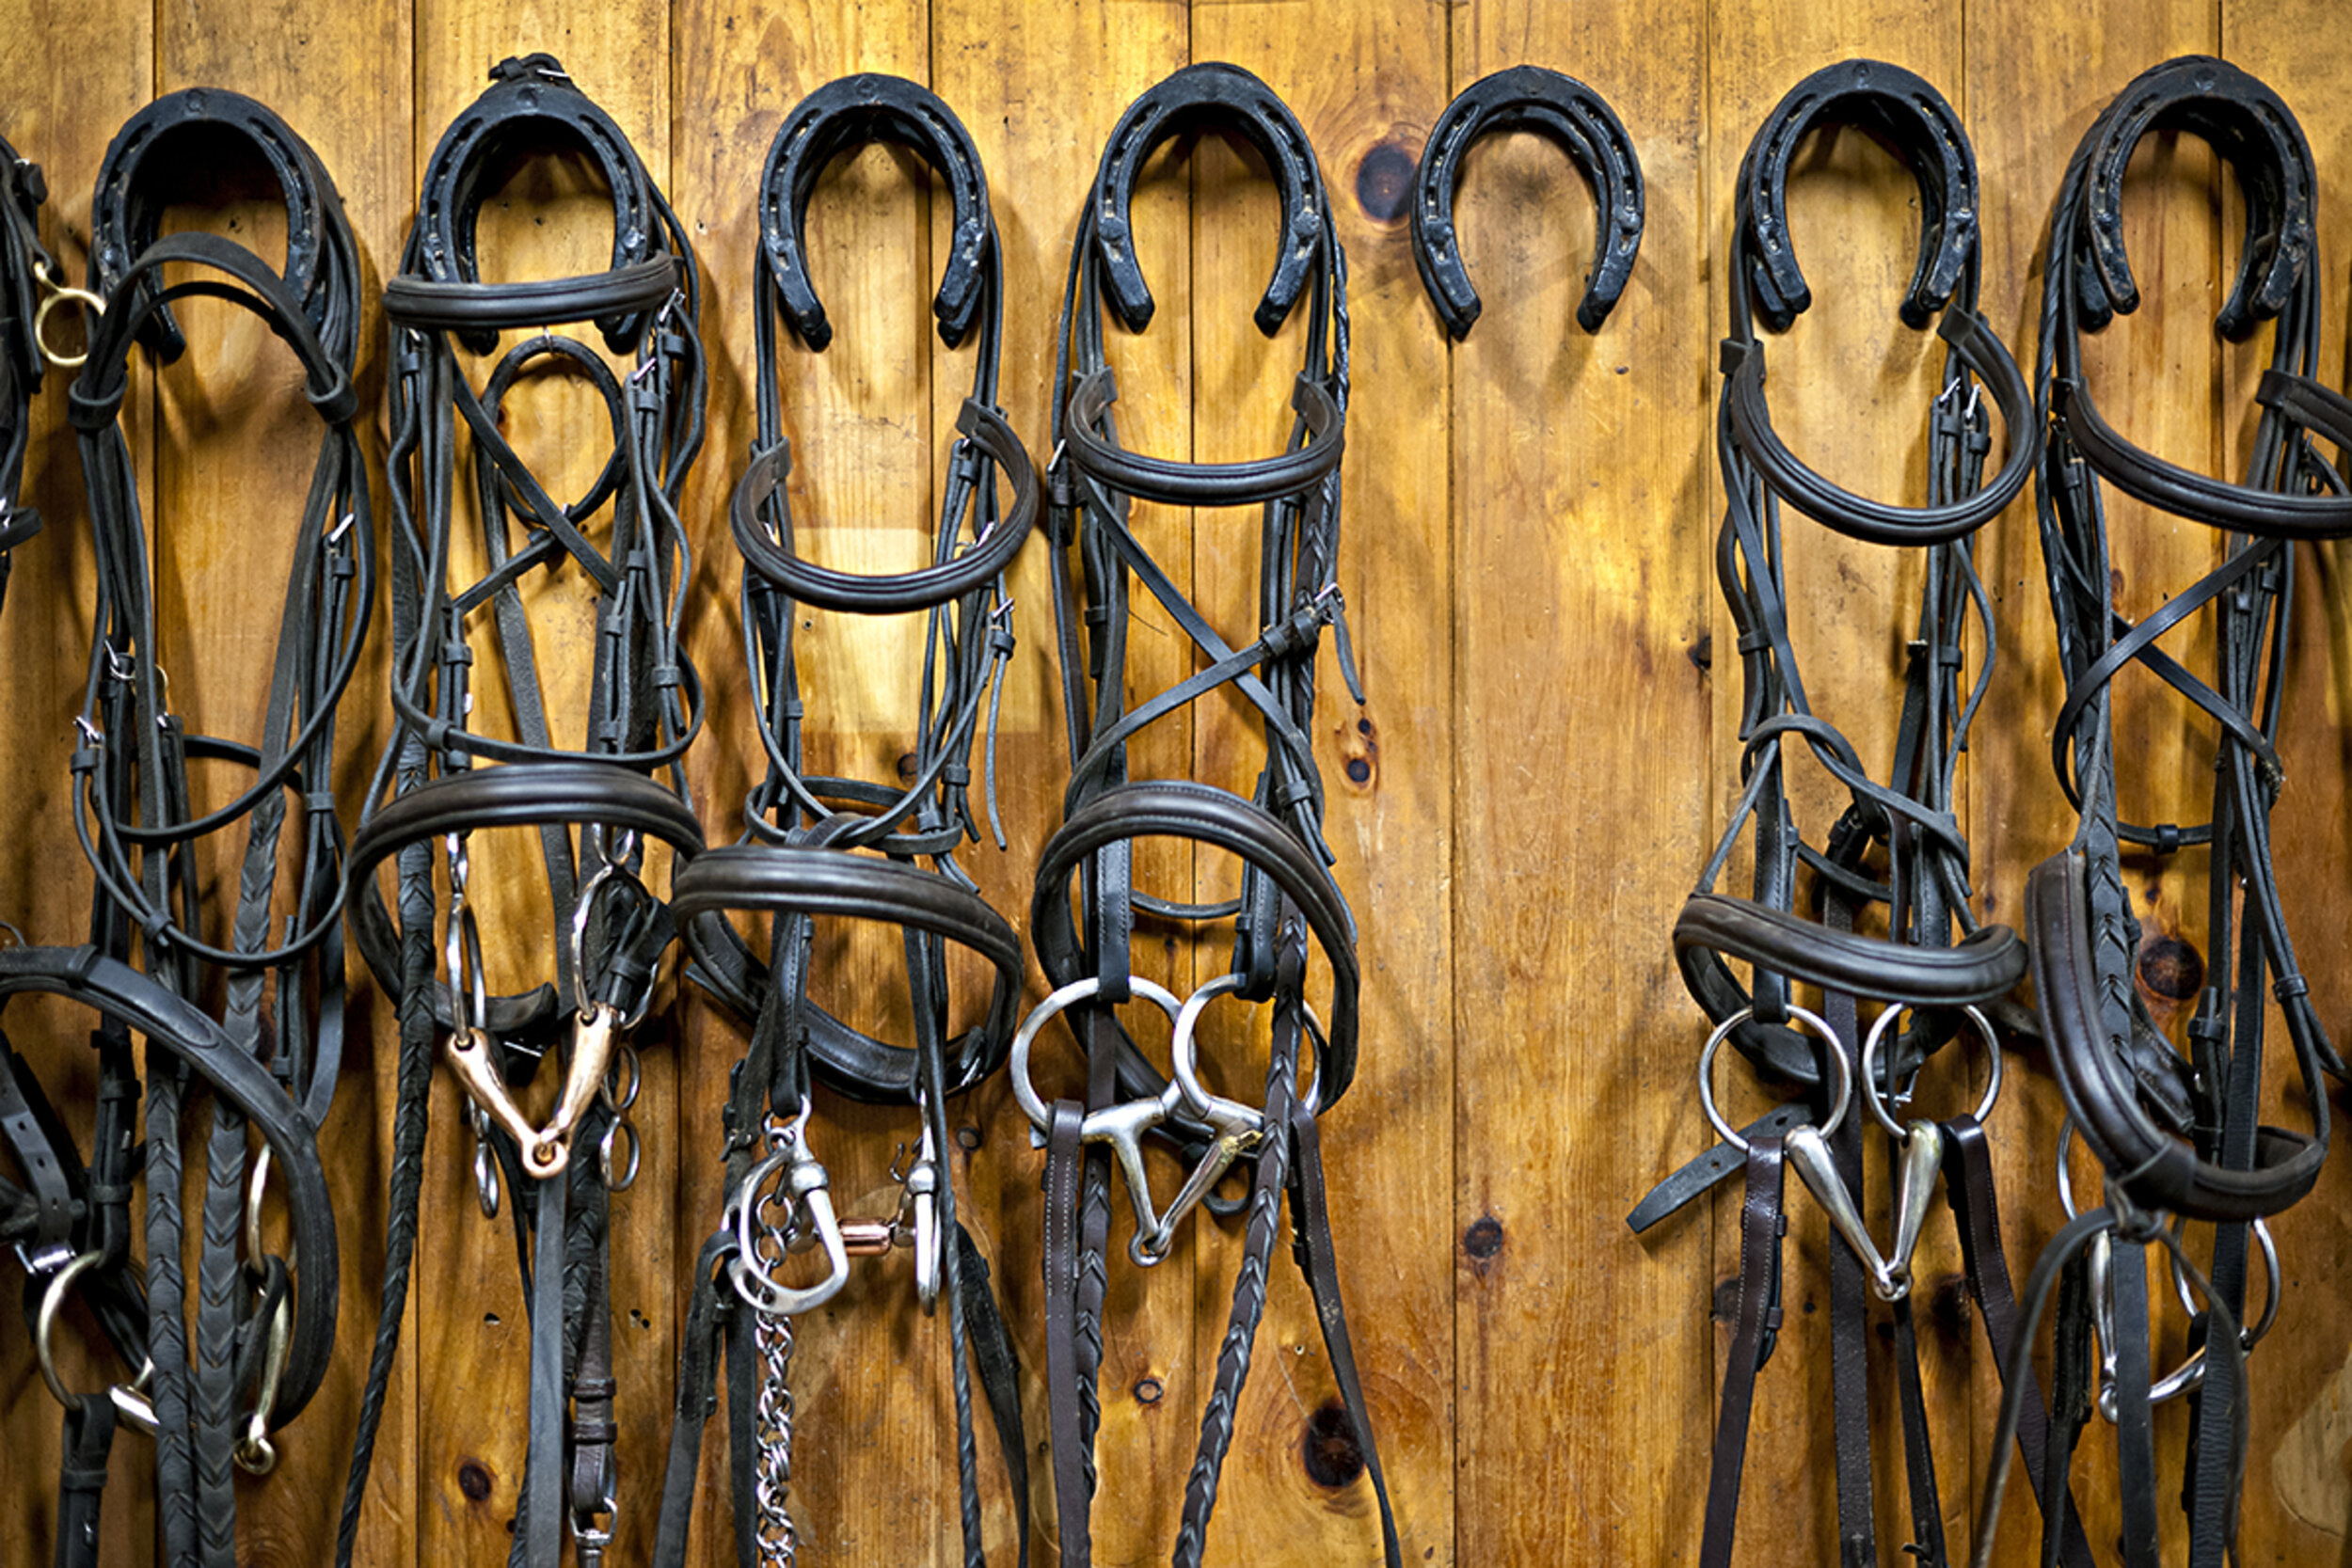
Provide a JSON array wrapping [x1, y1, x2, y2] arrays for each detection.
[[1700, 1133, 1786, 1568]]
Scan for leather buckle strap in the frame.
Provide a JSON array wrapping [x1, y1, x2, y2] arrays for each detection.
[[1409, 65, 1645, 340]]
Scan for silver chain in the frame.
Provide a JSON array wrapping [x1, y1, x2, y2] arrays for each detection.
[[752, 1307, 799, 1568]]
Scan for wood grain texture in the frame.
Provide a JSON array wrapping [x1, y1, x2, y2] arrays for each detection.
[[11, 2, 2352, 1565], [1448, 2, 1709, 1563], [1184, 7, 1450, 1563], [406, 5, 679, 1563], [1701, 14, 1979, 1563], [0, 0, 151, 1560]]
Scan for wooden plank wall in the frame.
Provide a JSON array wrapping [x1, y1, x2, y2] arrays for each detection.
[[5, 0, 2352, 1563]]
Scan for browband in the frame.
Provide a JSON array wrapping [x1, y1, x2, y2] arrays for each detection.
[[396, 53, 666, 356], [1410, 65, 1645, 338], [1062, 365, 1339, 504]]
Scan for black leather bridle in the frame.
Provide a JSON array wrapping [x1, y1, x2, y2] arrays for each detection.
[[1629, 59, 2044, 1568], [1973, 55, 2352, 1568], [338, 54, 707, 1568], [34, 87, 368, 1568], [651, 73, 1034, 1568], [1030, 60, 1397, 1568]]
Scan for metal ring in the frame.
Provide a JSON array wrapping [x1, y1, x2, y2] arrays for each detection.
[[32, 261, 103, 372], [601, 1041, 642, 1114], [1008, 974, 1185, 1132], [1167, 972, 1327, 1125], [601, 1117, 642, 1193], [243, 1144, 298, 1273], [1858, 1003, 2002, 1140], [35, 1250, 108, 1407], [2168, 1214, 2281, 1350], [1698, 1005, 1850, 1152]]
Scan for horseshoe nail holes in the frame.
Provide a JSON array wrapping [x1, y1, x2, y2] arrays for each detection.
[[2137, 934, 2204, 1003], [1301, 1400, 1367, 1489], [1462, 1214, 1503, 1259], [1354, 141, 1413, 225]]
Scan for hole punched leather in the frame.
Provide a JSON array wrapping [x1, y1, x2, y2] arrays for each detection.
[[1037, 61, 1397, 1568], [655, 76, 1035, 1568], [1994, 55, 2352, 1568], [1408, 65, 1645, 340], [46, 88, 368, 1568], [1638, 61, 2040, 1568], [339, 55, 707, 1568]]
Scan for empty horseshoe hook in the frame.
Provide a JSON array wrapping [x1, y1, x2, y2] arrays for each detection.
[[760, 72, 995, 352], [1409, 65, 1645, 339], [1735, 58, 1979, 333], [1090, 60, 1327, 336]]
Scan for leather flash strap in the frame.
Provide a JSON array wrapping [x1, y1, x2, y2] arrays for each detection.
[[523, 1166, 569, 1568], [1700, 1132, 1786, 1568], [1042, 1098, 1090, 1568], [1940, 1116, 2095, 1568], [54, 1393, 117, 1568]]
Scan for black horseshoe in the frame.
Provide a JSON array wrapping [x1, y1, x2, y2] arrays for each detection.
[[405, 55, 660, 356], [760, 72, 994, 352], [1090, 60, 1327, 336], [1736, 58, 1979, 333], [89, 87, 339, 363], [2074, 55, 2314, 343], [1410, 65, 1645, 339]]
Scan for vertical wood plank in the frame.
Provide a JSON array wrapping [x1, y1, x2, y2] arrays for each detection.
[[408, 7, 675, 1563], [670, 2, 961, 1563], [149, 8, 412, 1565], [2204, 9, 2352, 1560], [1967, 2, 2218, 1558], [929, 8, 1194, 1566], [1180, 7, 1453, 1563], [1701, 8, 1975, 1560], [1447, 2, 1708, 1563], [0, 3, 152, 1562]]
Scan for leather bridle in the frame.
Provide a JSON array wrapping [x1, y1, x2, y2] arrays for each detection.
[[1976, 55, 2352, 1568], [1630, 59, 2043, 1568], [32, 88, 368, 1568], [338, 54, 707, 1568], [653, 73, 1034, 1568], [1031, 60, 1397, 1568]]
